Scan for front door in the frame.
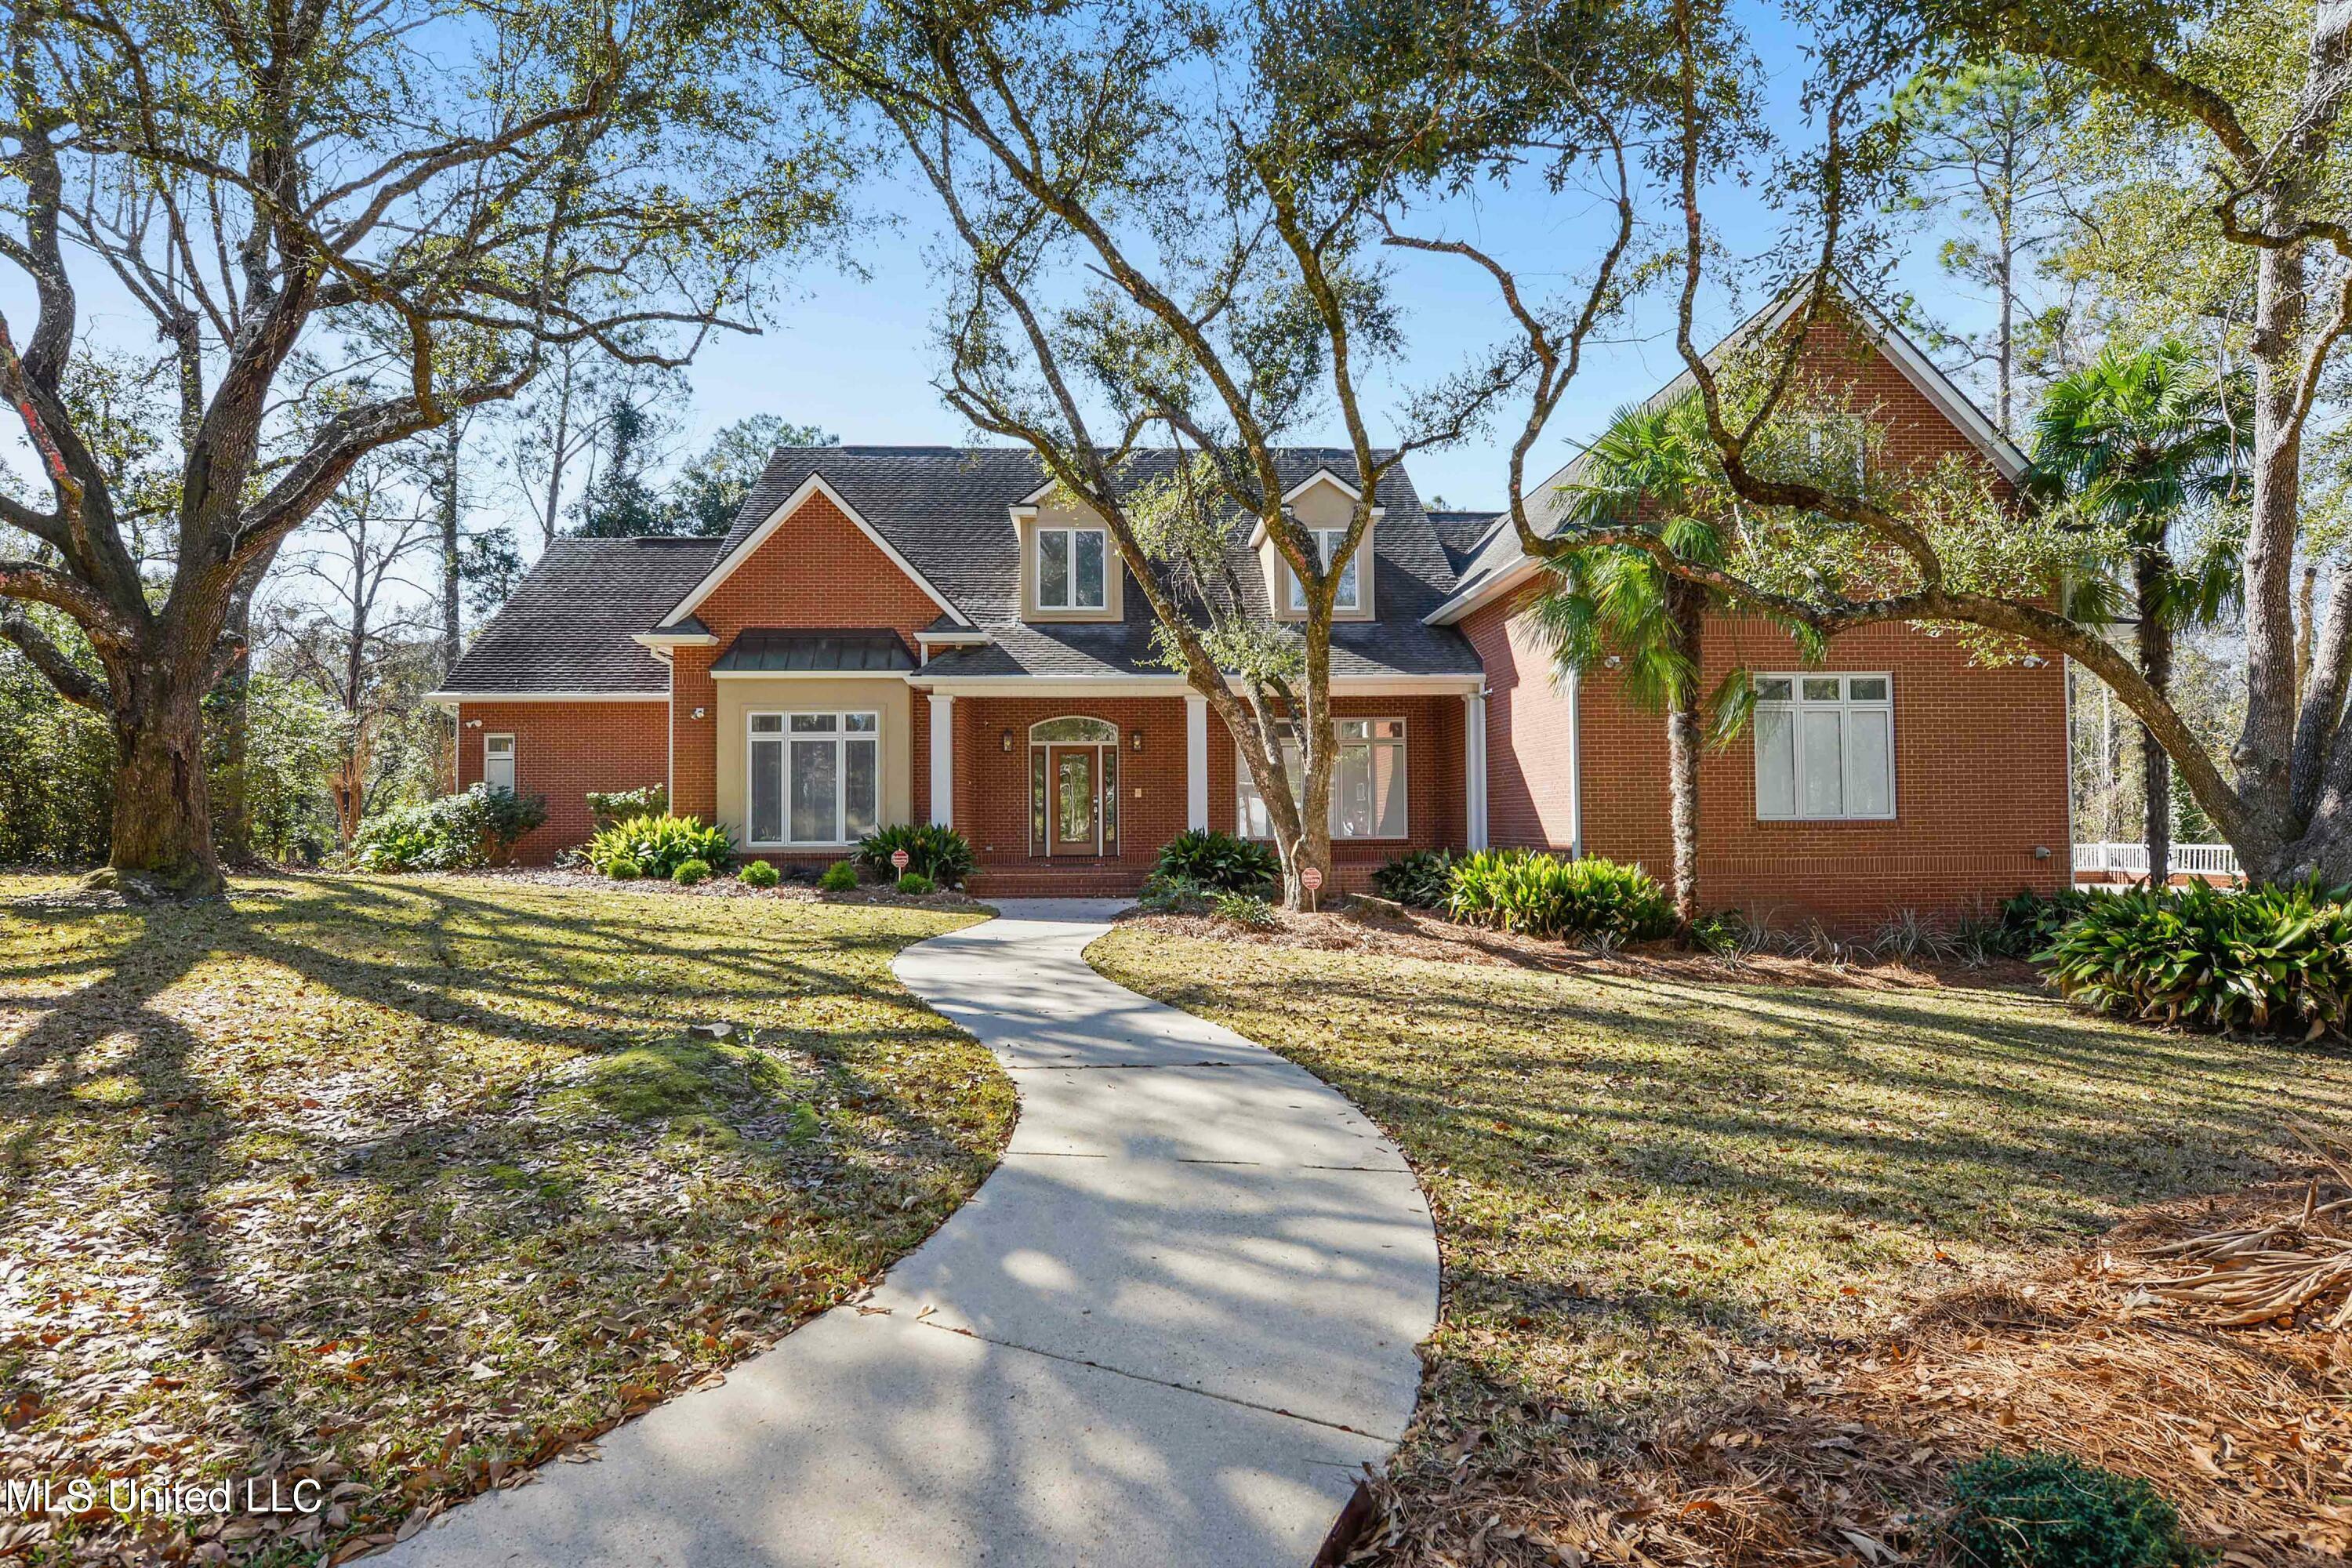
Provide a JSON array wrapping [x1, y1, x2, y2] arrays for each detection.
[[1049, 746, 1098, 855]]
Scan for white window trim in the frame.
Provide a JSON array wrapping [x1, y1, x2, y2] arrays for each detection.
[[1284, 528, 1362, 612], [746, 709, 883, 848], [1753, 672, 1896, 822], [1026, 716, 1120, 857], [1035, 524, 1110, 612], [1236, 717, 1410, 841], [483, 733, 516, 792]]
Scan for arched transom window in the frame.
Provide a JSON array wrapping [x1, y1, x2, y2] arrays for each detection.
[[1028, 716, 1120, 856]]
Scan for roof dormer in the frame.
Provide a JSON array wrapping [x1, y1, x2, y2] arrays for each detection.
[[1010, 480, 1124, 623], [1254, 468, 1380, 623]]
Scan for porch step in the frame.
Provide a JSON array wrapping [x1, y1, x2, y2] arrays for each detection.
[[967, 869, 1148, 898]]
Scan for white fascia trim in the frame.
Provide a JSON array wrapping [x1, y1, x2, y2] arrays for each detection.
[[1016, 476, 1062, 506], [659, 473, 975, 629], [632, 630, 718, 648], [1425, 556, 1541, 626], [708, 668, 912, 681], [1280, 467, 1362, 506], [910, 672, 1482, 696], [915, 628, 992, 645], [426, 690, 670, 706]]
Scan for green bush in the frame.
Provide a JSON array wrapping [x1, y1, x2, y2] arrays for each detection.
[[897, 871, 935, 896], [739, 859, 780, 888], [1944, 1450, 2209, 1568], [1136, 872, 1214, 915], [2040, 879, 2352, 1039], [1155, 828, 1279, 893], [1371, 848, 1454, 908], [1209, 887, 1278, 928], [673, 858, 711, 887], [586, 784, 668, 829], [1444, 850, 1675, 942], [855, 823, 976, 887], [1987, 887, 2095, 959], [818, 859, 858, 893], [586, 814, 734, 879], [606, 855, 643, 881], [352, 784, 549, 872]]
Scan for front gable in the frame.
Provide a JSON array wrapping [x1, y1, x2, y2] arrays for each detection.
[[660, 474, 971, 640]]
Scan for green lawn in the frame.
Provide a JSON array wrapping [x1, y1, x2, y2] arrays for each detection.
[[1090, 923, 2352, 1566], [0, 875, 1013, 1566]]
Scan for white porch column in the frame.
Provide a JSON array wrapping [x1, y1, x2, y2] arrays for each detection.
[[1464, 689, 1489, 850], [1185, 695, 1210, 832], [928, 693, 955, 828]]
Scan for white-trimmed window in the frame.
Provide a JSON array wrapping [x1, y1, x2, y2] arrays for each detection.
[[1236, 717, 1407, 840], [1753, 674, 1893, 821], [1285, 528, 1361, 612], [483, 733, 516, 792], [1037, 525, 1109, 610], [749, 711, 879, 846]]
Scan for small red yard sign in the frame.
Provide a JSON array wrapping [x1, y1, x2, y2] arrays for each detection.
[[891, 848, 911, 872], [1300, 867, 1323, 891]]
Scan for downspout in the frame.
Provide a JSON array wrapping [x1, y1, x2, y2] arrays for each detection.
[[1566, 665, 1584, 859]]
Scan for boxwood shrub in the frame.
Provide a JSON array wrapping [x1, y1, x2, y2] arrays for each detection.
[[586, 814, 735, 880], [855, 823, 976, 887], [818, 859, 858, 893], [1944, 1450, 2209, 1568], [1155, 829, 1279, 893], [1444, 849, 1675, 942], [739, 859, 780, 888], [2040, 879, 2352, 1040]]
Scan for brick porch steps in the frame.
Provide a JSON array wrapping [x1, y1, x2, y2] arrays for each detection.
[[967, 868, 1148, 898]]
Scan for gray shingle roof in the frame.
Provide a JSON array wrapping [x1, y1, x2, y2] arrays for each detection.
[[441, 536, 720, 693], [711, 629, 914, 673], [702, 446, 1480, 678], [1428, 510, 1501, 576]]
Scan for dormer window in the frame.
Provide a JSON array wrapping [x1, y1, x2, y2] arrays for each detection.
[[1038, 525, 1108, 611], [1286, 528, 1360, 612]]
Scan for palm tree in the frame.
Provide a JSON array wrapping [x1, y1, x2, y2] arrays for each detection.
[[1532, 400, 1744, 927], [2031, 342, 2244, 884]]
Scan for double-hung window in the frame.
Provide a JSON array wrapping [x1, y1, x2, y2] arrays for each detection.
[[750, 712, 879, 846], [1753, 674, 1893, 820], [1037, 525, 1108, 611], [483, 734, 516, 792], [1236, 717, 1407, 840], [1285, 528, 1360, 612]]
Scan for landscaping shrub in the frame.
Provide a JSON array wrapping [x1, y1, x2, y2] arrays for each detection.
[[818, 859, 858, 893], [1444, 850, 1675, 942], [606, 855, 643, 881], [1371, 848, 1454, 909], [739, 859, 780, 888], [673, 858, 711, 887], [352, 784, 548, 872], [586, 814, 734, 879], [897, 871, 935, 896], [1155, 828, 1278, 892], [2040, 879, 2352, 1039], [586, 784, 668, 829], [1209, 887, 1278, 929], [1944, 1450, 2209, 1568], [1136, 872, 1214, 915], [855, 823, 976, 887], [1987, 886, 2095, 959]]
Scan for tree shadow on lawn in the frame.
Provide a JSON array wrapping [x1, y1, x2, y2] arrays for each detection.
[[0, 877, 1008, 1566]]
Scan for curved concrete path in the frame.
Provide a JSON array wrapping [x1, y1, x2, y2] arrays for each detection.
[[385, 898, 1439, 1568]]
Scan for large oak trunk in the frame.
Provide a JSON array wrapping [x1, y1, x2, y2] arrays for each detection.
[[106, 672, 224, 899]]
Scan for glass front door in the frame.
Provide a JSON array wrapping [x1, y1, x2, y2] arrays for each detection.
[[1049, 746, 1097, 855]]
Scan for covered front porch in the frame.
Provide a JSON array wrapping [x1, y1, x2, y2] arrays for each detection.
[[910, 679, 1489, 897]]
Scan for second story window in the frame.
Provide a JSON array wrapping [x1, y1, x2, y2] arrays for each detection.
[[1286, 528, 1361, 612], [1038, 525, 1108, 611]]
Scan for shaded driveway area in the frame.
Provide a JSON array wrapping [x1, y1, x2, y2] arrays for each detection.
[[383, 898, 1439, 1567]]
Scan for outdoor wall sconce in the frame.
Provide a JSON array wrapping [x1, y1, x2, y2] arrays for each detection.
[[1128, 728, 1145, 752], [465, 719, 482, 729], [1000, 728, 1015, 753], [691, 706, 706, 720]]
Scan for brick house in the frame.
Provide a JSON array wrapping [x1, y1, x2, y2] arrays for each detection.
[[433, 303, 2071, 921]]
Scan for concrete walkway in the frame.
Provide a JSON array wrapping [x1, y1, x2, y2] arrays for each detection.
[[384, 899, 1439, 1568]]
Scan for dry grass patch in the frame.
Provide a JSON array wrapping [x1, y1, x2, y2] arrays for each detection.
[[1088, 927, 2352, 1566], [0, 874, 1013, 1566]]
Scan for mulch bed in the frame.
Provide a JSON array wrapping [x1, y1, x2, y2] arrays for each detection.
[[1113, 902, 2041, 993]]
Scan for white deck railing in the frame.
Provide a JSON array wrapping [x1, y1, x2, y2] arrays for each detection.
[[2074, 841, 2241, 877]]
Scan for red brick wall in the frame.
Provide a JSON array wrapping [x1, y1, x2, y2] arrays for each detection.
[[951, 696, 1192, 895], [1207, 694, 1466, 891], [1463, 598, 1579, 849], [673, 489, 949, 819], [452, 700, 670, 863]]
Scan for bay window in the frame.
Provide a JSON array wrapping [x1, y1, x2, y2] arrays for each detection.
[[750, 711, 879, 846], [1037, 525, 1109, 610], [1753, 674, 1893, 820], [1236, 717, 1406, 840]]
